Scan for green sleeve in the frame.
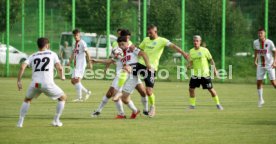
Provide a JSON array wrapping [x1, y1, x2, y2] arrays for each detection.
[[139, 39, 146, 50]]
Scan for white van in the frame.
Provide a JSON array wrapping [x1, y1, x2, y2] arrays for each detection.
[[59, 32, 117, 59]]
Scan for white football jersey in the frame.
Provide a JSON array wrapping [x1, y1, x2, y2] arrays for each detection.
[[73, 39, 87, 70], [253, 39, 276, 67], [24, 50, 60, 84], [121, 47, 140, 65]]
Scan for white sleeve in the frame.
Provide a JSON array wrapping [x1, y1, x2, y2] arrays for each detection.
[[253, 41, 257, 50], [163, 38, 171, 47], [82, 41, 88, 51], [270, 41, 276, 51], [133, 48, 141, 56], [53, 53, 60, 64], [166, 41, 172, 47], [24, 55, 32, 66]]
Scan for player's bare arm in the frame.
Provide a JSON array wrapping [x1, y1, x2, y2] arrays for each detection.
[[17, 63, 28, 91], [272, 50, 276, 68], [187, 60, 193, 70], [138, 51, 152, 70], [210, 59, 218, 76], [55, 63, 65, 80], [85, 50, 92, 69], [254, 50, 258, 67], [169, 43, 189, 60], [92, 59, 114, 65], [67, 53, 74, 66]]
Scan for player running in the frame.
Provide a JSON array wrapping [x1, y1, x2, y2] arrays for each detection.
[[253, 28, 276, 107], [68, 29, 92, 102], [187, 35, 223, 110], [133, 25, 189, 117], [112, 36, 151, 119], [17, 38, 67, 127]]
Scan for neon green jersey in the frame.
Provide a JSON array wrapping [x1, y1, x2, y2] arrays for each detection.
[[189, 47, 212, 77], [112, 40, 133, 48], [138, 37, 171, 70]]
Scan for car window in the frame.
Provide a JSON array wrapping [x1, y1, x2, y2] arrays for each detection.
[[81, 36, 97, 47], [98, 36, 107, 48]]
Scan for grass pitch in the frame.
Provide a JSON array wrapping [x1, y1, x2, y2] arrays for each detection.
[[0, 78, 275, 144]]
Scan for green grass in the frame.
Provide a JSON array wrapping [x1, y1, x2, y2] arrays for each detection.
[[0, 78, 276, 144]]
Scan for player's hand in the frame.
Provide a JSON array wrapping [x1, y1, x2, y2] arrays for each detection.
[[17, 81, 22, 91], [91, 59, 96, 63], [146, 65, 153, 72], [214, 70, 218, 77], [182, 53, 189, 60]]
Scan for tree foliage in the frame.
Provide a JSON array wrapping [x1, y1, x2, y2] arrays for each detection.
[[0, 0, 21, 32]]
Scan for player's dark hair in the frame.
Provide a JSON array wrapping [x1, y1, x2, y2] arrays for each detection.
[[117, 36, 128, 43], [117, 28, 123, 32], [120, 29, 131, 36], [37, 37, 49, 49], [147, 24, 157, 31], [258, 28, 265, 32], [72, 29, 80, 35]]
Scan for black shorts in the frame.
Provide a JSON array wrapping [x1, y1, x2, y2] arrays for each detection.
[[189, 76, 213, 89], [132, 63, 156, 88]]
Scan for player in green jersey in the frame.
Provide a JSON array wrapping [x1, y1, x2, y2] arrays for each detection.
[[188, 35, 223, 110], [133, 25, 189, 117]]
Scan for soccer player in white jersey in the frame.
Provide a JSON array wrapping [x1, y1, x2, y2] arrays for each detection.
[[91, 33, 149, 118], [253, 28, 276, 107], [16, 38, 67, 127], [112, 36, 151, 119], [68, 29, 92, 102]]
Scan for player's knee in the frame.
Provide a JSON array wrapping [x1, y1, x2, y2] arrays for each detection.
[[121, 97, 129, 104], [106, 88, 115, 98], [112, 97, 119, 102], [24, 98, 32, 103], [58, 95, 67, 101], [146, 89, 152, 96], [71, 79, 75, 85]]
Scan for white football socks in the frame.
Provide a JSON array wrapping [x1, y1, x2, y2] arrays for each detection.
[[54, 101, 65, 122], [257, 88, 264, 101], [115, 99, 125, 115], [96, 96, 109, 112], [80, 83, 88, 93], [127, 100, 138, 113], [75, 83, 82, 99], [19, 102, 30, 119], [141, 96, 148, 112]]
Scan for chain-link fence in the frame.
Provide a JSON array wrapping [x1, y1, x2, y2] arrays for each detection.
[[1, 0, 275, 83]]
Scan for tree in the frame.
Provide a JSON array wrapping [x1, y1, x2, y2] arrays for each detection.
[[0, 0, 21, 33], [147, 0, 181, 62], [186, 0, 249, 61], [59, 0, 136, 35], [253, 0, 276, 43]]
